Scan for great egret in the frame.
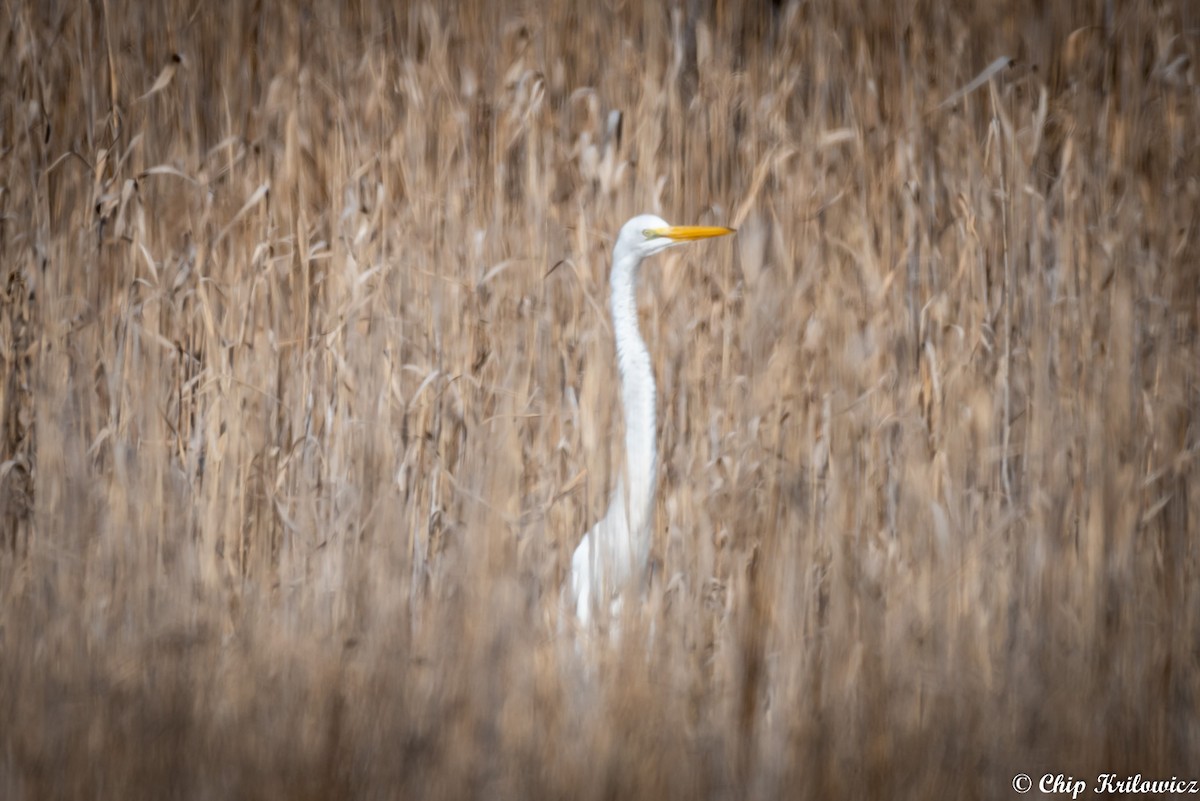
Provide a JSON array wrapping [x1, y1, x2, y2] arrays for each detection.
[[569, 214, 734, 627]]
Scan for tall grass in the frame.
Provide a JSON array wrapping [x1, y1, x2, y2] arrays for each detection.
[[1, 0, 1197, 797]]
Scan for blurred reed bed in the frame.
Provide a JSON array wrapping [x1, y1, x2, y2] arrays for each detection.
[[0, 0, 1197, 797]]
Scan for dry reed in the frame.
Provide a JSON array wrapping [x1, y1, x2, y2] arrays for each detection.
[[1, 0, 1198, 798]]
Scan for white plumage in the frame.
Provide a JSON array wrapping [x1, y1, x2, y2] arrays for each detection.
[[569, 214, 734, 627]]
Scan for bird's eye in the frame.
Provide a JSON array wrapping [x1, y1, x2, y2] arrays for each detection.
[[642, 230, 661, 239]]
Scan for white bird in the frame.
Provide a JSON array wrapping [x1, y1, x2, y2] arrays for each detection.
[[569, 214, 734, 627]]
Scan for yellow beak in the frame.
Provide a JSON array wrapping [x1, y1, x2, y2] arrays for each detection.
[[650, 225, 736, 242]]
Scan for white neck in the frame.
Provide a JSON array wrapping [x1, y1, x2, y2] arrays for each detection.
[[609, 247, 657, 550]]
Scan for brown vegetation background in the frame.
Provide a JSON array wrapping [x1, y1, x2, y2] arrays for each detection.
[[1, 0, 1198, 797]]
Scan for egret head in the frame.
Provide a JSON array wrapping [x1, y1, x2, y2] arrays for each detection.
[[615, 213, 735, 262]]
